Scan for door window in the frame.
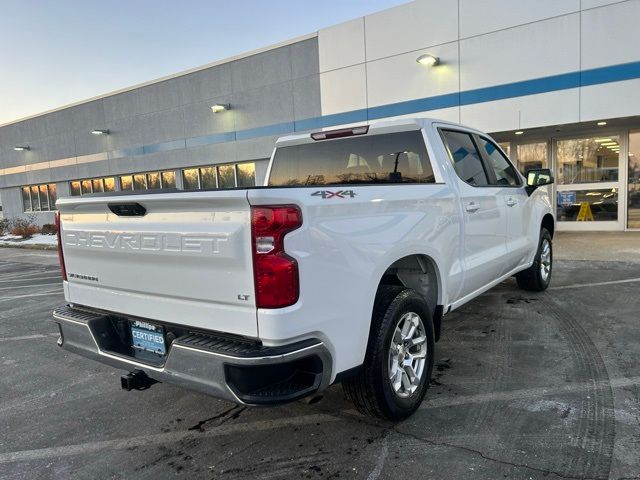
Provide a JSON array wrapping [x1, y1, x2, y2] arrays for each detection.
[[477, 137, 521, 186], [440, 130, 489, 186]]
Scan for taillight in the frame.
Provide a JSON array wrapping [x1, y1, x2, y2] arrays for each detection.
[[54, 211, 67, 281], [251, 205, 302, 309]]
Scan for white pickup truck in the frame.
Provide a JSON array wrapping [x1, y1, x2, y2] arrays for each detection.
[[53, 118, 554, 420]]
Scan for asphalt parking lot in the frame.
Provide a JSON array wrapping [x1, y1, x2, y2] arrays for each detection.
[[1, 240, 639, 480]]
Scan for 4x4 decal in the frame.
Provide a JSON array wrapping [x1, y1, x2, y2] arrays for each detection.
[[311, 190, 357, 199]]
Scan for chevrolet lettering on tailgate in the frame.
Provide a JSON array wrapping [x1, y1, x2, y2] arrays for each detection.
[[64, 231, 228, 255]]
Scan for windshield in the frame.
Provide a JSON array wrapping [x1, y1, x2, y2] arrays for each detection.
[[268, 130, 435, 186]]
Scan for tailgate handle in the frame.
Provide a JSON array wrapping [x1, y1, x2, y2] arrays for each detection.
[[108, 203, 146, 217]]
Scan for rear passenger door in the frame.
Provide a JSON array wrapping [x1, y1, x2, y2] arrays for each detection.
[[440, 129, 508, 298], [475, 136, 531, 274]]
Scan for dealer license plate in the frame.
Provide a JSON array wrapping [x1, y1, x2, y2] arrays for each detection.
[[130, 320, 166, 355]]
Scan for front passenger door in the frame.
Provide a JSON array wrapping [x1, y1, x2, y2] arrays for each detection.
[[440, 130, 508, 299], [475, 136, 531, 274]]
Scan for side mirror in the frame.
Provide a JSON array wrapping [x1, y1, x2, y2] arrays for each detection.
[[525, 168, 554, 196]]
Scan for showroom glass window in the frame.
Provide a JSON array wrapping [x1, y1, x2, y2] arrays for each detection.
[[516, 142, 548, 176], [555, 188, 619, 222], [629, 130, 640, 229], [556, 136, 619, 184], [498, 142, 511, 158]]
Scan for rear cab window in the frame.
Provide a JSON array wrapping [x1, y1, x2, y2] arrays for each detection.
[[268, 130, 435, 186]]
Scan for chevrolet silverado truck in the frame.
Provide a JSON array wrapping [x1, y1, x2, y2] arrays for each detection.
[[53, 118, 554, 420]]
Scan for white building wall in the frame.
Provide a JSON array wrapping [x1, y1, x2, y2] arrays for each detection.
[[317, 0, 640, 133], [580, 0, 640, 121]]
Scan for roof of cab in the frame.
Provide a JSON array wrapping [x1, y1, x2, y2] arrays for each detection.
[[274, 117, 482, 147]]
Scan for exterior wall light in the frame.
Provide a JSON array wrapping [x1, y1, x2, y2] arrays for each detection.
[[597, 121, 607, 126], [515, 131, 524, 135], [416, 54, 440, 67], [13, 145, 30, 151], [91, 129, 110, 135], [211, 104, 230, 113]]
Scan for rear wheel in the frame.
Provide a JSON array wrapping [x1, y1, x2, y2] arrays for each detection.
[[343, 286, 434, 421], [516, 227, 552, 291]]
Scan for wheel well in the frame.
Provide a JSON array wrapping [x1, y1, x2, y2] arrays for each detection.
[[378, 254, 442, 341], [542, 214, 555, 238]]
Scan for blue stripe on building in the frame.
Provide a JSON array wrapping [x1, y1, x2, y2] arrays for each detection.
[[84, 60, 640, 160]]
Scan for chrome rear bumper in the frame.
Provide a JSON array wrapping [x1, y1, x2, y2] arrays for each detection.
[[53, 305, 331, 405]]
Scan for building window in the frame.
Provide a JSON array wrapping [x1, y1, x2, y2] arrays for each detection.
[[182, 168, 200, 190], [556, 136, 619, 184], [70, 181, 81, 197], [218, 165, 236, 188], [21, 183, 57, 212], [498, 142, 511, 158], [200, 167, 217, 189], [104, 177, 116, 192], [133, 174, 146, 190], [161, 171, 176, 188], [120, 175, 133, 191], [556, 188, 618, 222], [516, 142, 548, 176], [147, 172, 161, 190], [236, 162, 256, 187], [119, 169, 177, 191], [69, 177, 116, 196], [181, 162, 256, 190]]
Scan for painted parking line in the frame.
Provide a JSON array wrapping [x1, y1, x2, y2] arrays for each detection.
[[0, 414, 340, 465], [0, 275, 61, 284], [0, 333, 59, 342], [0, 270, 59, 279], [0, 291, 63, 302], [0, 283, 63, 292], [549, 277, 640, 290], [420, 375, 640, 410]]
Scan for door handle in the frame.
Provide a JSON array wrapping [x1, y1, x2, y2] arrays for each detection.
[[465, 202, 480, 213], [506, 197, 518, 207]]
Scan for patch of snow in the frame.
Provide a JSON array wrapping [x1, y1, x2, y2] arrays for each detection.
[[0, 233, 58, 246]]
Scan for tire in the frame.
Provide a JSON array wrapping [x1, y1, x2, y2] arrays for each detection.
[[343, 286, 435, 421], [516, 227, 553, 292]]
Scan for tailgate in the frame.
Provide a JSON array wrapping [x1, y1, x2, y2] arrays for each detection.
[[57, 190, 257, 337]]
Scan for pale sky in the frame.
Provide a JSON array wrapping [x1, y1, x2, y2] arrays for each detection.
[[0, 0, 408, 125]]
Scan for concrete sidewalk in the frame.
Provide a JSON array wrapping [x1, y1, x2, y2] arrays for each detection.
[[554, 231, 640, 263]]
